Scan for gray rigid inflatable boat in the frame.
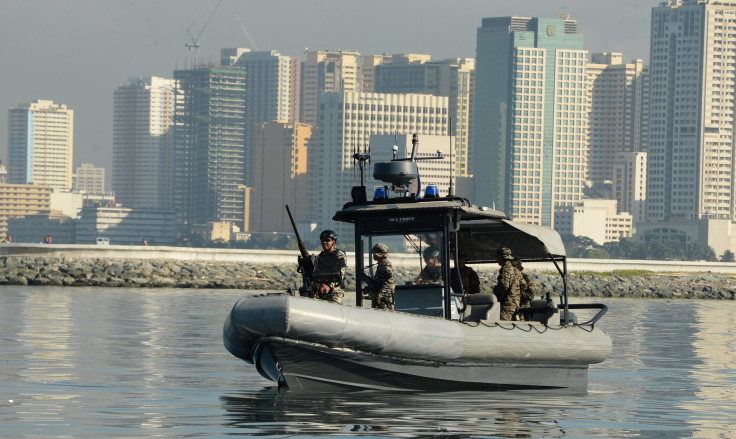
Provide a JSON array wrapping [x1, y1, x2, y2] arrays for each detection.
[[224, 136, 612, 392], [223, 292, 612, 392]]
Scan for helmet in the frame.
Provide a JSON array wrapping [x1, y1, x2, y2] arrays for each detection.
[[320, 230, 337, 242], [372, 243, 389, 257], [496, 247, 514, 260], [423, 246, 440, 261]]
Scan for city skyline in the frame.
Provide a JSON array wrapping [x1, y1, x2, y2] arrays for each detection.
[[1, 0, 654, 179]]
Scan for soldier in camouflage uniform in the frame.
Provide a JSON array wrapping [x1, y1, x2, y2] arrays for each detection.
[[363, 243, 395, 310], [451, 251, 480, 295], [493, 247, 522, 320], [311, 230, 347, 304], [415, 246, 443, 285], [512, 258, 536, 309]]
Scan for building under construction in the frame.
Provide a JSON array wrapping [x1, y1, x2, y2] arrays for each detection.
[[173, 66, 247, 233]]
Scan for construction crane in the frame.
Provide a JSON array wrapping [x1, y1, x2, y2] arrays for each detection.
[[234, 14, 258, 50], [185, 0, 223, 67]]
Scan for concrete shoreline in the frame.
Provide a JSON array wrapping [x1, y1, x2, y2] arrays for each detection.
[[3, 243, 736, 273], [1, 249, 735, 300]]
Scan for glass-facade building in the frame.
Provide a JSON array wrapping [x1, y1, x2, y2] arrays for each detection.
[[473, 16, 587, 227]]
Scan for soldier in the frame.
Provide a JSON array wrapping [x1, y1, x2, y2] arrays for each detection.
[[493, 247, 522, 320], [415, 246, 443, 285], [363, 243, 395, 310], [311, 229, 347, 304], [451, 250, 480, 295], [512, 258, 536, 309]]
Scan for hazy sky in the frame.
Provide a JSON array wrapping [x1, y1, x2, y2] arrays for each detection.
[[0, 0, 654, 181]]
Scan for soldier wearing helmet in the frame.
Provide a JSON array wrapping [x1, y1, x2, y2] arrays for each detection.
[[362, 243, 395, 310], [311, 229, 347, 304], [493, 247, 522, 320], [415, 246, 443, 285]]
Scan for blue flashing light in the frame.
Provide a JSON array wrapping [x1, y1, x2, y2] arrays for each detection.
[[374, 187, 387, 200], [424, 185, 439, 198]]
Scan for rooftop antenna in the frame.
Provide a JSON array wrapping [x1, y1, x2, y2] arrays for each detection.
[[185, 0, 223, 67]]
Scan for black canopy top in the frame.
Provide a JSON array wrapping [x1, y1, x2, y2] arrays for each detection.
[[334, 196, 566, 263]]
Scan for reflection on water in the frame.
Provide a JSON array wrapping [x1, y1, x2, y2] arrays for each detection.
[[1, 286, 736, 438], [220, 388, 592, 437], [686, 303, 736, 438]]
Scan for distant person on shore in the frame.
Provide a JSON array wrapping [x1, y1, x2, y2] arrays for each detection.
[[44, 235, 52, 244], [362, 243, 395, 310], [1, 233, 11, 243], [142, 239, 148, 246], [311, 230, 347, 304]]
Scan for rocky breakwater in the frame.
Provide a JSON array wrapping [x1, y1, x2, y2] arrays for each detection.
[[1, 256, 736, 300]]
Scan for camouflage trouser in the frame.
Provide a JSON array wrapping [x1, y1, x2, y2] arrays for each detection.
[[500, 293, 521, 320], [314, 286, 344, 304], [372, 291, 394, 310]]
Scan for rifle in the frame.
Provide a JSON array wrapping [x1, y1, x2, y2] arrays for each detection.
[[357, 270, 378, 293], [285, 204, 314, 296]]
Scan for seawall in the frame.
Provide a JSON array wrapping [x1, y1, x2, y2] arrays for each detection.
[[1, 244, 736, 299]]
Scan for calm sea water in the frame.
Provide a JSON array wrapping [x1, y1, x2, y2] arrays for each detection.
[[1, 285, 735, 438]]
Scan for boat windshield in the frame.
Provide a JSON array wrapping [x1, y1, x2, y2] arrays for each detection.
[[360, 232, 461, 318], [361, 232, 445, 287]]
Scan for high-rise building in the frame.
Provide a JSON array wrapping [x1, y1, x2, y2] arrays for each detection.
[[374, 55, 475, 177], [73, 163, 106, 194], [8, 99, 74, 190], [300, 50, 361, 127], [249, 121, 313, 232], [647, 0, 736, 223], [113, 76, 175, 208], [173, 66, 247, 231], [361, 54, 392, 93], [587, 53, 649, 184], [228, 49, 301, 186], [313, 92, 449, 233], [613, 151, 647, 225], [473, 16, 587, 228], [231, 49, 301, 125]]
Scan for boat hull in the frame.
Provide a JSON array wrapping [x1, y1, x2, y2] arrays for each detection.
[[224, 293, 612, 392], [254, 337, 589, 392]]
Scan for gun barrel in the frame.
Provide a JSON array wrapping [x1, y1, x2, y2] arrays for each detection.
[[285, 204, 314, 279]]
